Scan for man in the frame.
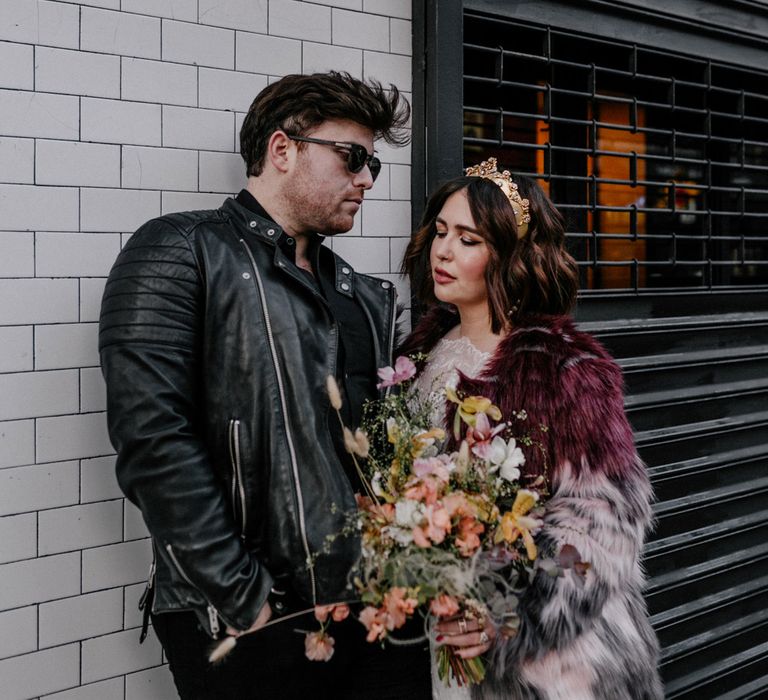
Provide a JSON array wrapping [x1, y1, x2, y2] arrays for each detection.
[[100, 72, 429, 699]]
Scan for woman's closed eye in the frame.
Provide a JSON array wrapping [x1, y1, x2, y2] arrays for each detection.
[[434, 230, 482, 246]]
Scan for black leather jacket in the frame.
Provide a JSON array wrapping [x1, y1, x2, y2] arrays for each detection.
[[99, 197, 397, 636]]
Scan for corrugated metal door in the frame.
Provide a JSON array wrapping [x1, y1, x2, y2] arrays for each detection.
[[415, 1, 768, 696]]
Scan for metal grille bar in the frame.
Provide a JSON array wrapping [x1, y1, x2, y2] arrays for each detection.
[[463, 12, 768, 294]]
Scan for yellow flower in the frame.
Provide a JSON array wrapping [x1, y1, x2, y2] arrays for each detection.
[[497, 489, 543, 560], [411, 427, 445, 458], [446, 387, 502, 438], [387, 417, 399, 444]]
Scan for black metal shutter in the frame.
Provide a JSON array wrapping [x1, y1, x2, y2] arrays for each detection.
[[414, 1, 768, 697]]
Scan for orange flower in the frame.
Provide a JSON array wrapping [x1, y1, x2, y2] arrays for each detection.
[[455, 516, 484, 557], [314, 603, 350, 623], [331, 604, 350, 622], [442, 492, 474, 519], [304, 631, 335, 661], [383, 587, 419, 630], [430, 593, 460, 618], [356, 494, 395, 522], [404, 475, 441, 505]]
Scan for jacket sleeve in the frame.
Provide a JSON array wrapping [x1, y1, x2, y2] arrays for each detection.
[[496, 350, 654, 665], [99, 219, 273, 632]]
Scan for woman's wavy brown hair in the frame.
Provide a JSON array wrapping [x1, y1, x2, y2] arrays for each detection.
[[401, 174, 579, 333]]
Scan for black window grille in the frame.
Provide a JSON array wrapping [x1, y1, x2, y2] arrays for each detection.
[[462, 11, 768, 295]]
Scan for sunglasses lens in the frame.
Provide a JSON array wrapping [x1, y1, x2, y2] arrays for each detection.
[[347, 146, 367, 173], [347, 146, 380, 181], [368, 157, 381, 182]]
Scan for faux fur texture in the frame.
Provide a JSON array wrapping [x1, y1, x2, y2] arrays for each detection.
[[402, 307, 664, 700]]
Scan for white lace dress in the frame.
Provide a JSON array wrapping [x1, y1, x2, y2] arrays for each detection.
[[413, 335, 492, 430], [412, 335, 491, 700]]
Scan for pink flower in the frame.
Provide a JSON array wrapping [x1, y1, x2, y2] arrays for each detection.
[[413, 504, 452, 547], [412, 457, 451, 482], [466, 412, 506, 459], [304, 631, 335, 661], [359, 605, 387, 642], [376, 356, 417, 389], [430, 593, 460, 618], [406, 457, 453, 505]]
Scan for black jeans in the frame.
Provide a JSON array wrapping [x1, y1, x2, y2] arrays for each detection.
[[151, 610, 432, 700]]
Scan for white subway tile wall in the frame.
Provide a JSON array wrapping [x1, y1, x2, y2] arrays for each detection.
[[0, 1, 412, 696]]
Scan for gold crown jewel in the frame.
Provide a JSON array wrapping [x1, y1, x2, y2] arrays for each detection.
[[465, 157, 531, 238]]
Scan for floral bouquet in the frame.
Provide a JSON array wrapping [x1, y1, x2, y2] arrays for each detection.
[[209, 355, 584, 687], [311, 355, 579, 688]]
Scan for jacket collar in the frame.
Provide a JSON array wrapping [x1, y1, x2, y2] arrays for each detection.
[[221, 197, 358, 298]]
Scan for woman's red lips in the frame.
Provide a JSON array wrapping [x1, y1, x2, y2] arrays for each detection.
[[433, 267, 455, 283]]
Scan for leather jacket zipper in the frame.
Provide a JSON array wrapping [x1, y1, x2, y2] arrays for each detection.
[[239, 239, 317, 603], [137, 557, 156, 643], [228, 418, 247, 537], [138, 557, 156, 611], [165, 544, 221, 638], [385, 285, 397, 395], [386, 285, 397, 359]]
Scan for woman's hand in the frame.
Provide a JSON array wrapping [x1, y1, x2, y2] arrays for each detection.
[[435, 612, 496, 659]]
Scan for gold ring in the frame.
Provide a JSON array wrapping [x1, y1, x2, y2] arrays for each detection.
[[458, 618, 467, 634], [479, 630, 490, 645]]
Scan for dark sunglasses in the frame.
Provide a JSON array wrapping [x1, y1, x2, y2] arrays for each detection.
[[286, 134, 381, 182]]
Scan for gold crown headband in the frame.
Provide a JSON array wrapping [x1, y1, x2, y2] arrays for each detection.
[[465, 157, 531, 238]]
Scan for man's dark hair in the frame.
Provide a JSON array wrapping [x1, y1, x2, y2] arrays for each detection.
[[239, 71, 411, 177]]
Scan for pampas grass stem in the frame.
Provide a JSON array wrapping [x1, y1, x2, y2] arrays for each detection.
[[207, 606, 321, 664], [208, 635, 237, 664]]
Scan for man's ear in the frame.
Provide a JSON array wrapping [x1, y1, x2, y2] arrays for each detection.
[[266, 130, 293, 174]]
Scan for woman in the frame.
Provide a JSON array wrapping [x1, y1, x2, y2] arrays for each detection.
[[399, 159, 663, 700]]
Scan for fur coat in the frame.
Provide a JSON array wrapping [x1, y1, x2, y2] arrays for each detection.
[[402, 308, 663, 700]]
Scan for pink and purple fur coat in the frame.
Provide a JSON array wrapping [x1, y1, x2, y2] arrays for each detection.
[[401, 307, 663, 700]]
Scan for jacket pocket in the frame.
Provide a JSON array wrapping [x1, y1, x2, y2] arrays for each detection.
[[228, 418, 247, 537]]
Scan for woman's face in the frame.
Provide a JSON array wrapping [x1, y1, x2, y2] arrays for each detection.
[[429, 189, 491, 312]]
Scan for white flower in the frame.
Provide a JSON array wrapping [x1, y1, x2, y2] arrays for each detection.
[[488, 436, 526, 482], [384, 525, 414, 546], [438, 453, 457, 474], [395, 499, 425, 528], [372, 472, 386, 498]]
